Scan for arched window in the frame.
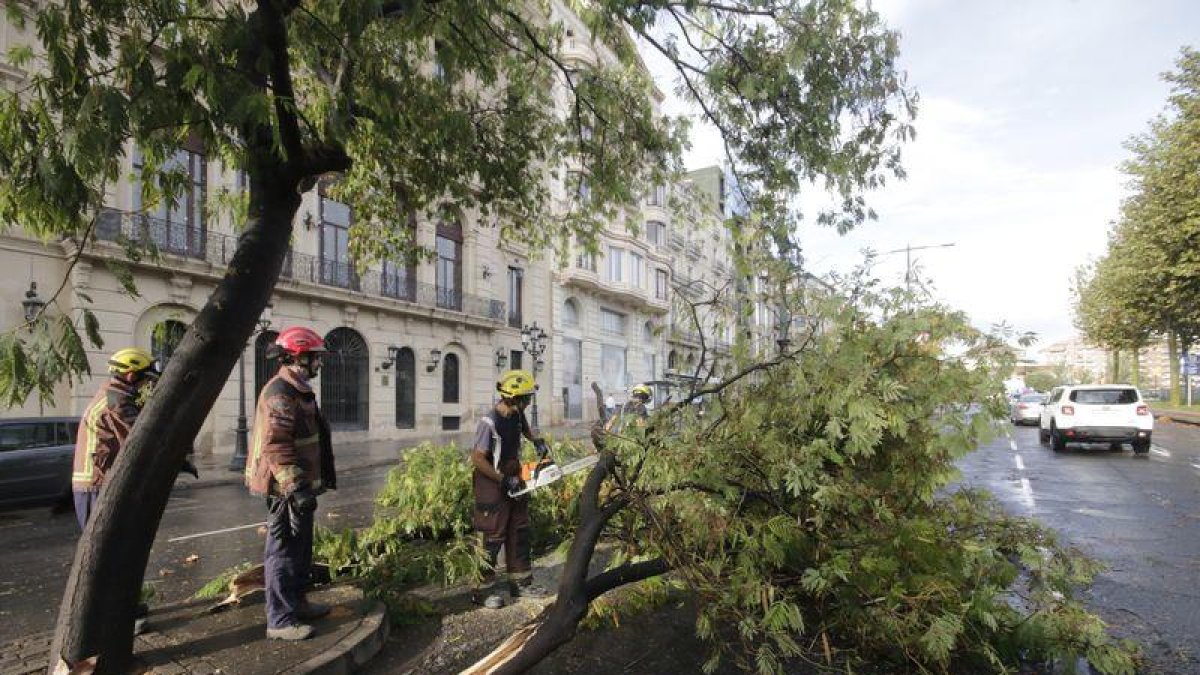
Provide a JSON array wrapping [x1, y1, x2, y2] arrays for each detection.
[[442, 353, 460, 403], [395, 347, 415, 429], [254, 330, 280, 399], [643, 321, 654, 343], [322, 328, 369, 430], [562, 298, 580, 327], [151, 320, 187, 367], [668, 350, 678, 371]]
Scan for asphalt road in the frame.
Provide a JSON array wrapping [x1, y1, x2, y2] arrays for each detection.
[[4, 423, 1200, 674], [958, 419, 1200, 674], [0, 464, 392, 643]]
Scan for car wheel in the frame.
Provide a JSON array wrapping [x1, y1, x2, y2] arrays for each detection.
[[1133, 440, 1150, 455], [1050, 424, 1066, 453]]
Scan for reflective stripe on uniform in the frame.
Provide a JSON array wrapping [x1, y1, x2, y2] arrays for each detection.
[[274, 465, 303, 485], [73, 396, 109, 484]]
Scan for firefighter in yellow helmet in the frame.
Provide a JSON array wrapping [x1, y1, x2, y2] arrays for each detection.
[[470, 369, 551, 608], [71, 348, 161, 528], [604, 383, 654, 435]]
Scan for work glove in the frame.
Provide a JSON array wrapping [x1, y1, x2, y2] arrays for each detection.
[[533, 438, 551, 459], [502, 475, 525, 496], [288, 481, 318, 514]]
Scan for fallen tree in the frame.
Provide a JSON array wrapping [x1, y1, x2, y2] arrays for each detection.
[[461, 274, 1140, 675]]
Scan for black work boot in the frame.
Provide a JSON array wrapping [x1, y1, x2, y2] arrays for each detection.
[[509, 578, 551, 600]]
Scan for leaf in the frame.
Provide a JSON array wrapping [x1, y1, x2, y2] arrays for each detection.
[[81, 309, 103, 349]]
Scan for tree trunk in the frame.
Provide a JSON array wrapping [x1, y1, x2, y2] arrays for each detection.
[[1130, 348, 1141, 388], [50, 181, 300, 673], [1109, 350, 1120, 384], [1168, 332, 1181, 406]]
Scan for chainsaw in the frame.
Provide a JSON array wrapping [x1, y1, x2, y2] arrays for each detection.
[[507, 440, 599, 498]]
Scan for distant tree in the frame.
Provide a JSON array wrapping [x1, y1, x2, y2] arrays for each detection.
[[1024, 370, 1059, 392]]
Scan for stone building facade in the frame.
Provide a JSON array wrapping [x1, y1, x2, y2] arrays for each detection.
[[0, 1, 744, 461]]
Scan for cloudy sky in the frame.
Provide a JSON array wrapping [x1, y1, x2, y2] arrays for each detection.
[[648, 0, 1199, 358]]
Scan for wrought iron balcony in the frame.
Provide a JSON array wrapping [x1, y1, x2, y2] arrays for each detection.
[[93, 209, 505, 323]]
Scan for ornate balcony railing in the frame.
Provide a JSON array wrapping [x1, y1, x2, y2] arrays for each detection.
[[93, 209, 505, 322]]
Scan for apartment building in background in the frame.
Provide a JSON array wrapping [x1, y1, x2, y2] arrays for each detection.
[[0, 1, 744, 460]]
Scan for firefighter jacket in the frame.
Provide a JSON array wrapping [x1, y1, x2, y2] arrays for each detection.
[[72, 377, 151, 491], [245, 366, 337, 497]]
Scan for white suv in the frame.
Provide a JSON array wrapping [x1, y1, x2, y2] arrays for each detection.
[[1039, 385, 1153, 454]]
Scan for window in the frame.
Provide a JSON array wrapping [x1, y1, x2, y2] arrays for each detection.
[[655, 269, 669, 300], [132, 145, 207, 258], [395, 347, 415, 429], [442, 353, 460, 403], [569, 172, 591, 204], [562, 299, 580, 327], [646, 220, 667, 246], [510, 350, 523, 370], [576, 249, 597, 272], [563, 338, 583, 419], [644, 352, 656, 381], [1069, 388, 1139, 405], [254, 330, 280, 399], [320, 191, 355, 289], [630, 253, 644, 288], [0, 423, 55, 452], [382, 213, 418, 301], [151, 320, 187, 367], [600, 308, 626, 335], [643, 321, 655, 342], [648, 184, 666, 207], [436, 219, 463, 311], [508, 267, 524, 328], [322, 328, 370, 430], [606, 246, 623, 283], [600, 345, 628, 392]]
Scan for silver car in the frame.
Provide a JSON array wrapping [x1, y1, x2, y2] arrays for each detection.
[[0, 417, 78, 508], [1010, 393, 1046, 425]]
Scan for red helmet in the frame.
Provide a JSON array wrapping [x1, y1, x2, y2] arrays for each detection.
[[274, 327, 326, 356]]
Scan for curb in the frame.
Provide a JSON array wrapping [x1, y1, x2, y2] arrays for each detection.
[[284, 599, 389, 675], [174, 457, 401, 491], [1152, 411, 1200, 427]]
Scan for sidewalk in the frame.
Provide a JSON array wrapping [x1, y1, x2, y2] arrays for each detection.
[[182, 423, 590, 490], [1, 584, 387, 675], [1151, 407, 1200, 427]]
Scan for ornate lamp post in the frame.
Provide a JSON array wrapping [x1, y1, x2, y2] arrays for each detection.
[[520, 322, 548, 427], [228, 307, 274, 472], [21, 282, 44, 324]]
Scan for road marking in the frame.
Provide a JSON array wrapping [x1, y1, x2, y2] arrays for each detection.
[[1009, 439, 1018, 452], [1018, 477, 1036, 510], [1014, 454, 1025, 471], [1192, 463, 1200, 471], [1150, 447, 1170, 458], [168, 521, 266, 543]]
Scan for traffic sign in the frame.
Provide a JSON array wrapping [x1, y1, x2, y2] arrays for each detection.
[[1181, 354, 1200, 376]]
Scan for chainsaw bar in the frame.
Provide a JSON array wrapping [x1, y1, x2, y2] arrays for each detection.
[[508, 455, 600, 497]]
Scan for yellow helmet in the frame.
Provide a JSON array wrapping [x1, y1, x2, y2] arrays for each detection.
[[497, 369, 538, 398], [631, 383, 652, 399], [108, 347, 156, 375]]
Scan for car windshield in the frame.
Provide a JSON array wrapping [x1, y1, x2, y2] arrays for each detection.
[[1069, 389, 1138, 405], [1019, 394, 1046, 403]]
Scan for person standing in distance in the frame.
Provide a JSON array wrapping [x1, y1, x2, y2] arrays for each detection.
[[245, 327, 337, 641]]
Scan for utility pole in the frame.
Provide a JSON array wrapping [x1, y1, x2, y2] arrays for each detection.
[[878, 242, 956, 293]]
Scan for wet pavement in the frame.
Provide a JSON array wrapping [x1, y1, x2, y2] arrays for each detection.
[[958, 419, 1200, 674], [0, 464, 391, 644]]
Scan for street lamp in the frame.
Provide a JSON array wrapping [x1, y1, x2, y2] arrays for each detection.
[[520, 322, 548, 427], [228, 306, 273, 472], [21, 282, 44, 324]]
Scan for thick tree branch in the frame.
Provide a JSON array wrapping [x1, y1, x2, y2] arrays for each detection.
[[584, 558, 671, 600], [258, 0, 306, 169]]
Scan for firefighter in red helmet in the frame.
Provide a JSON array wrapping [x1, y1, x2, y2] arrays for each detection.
[[245, 327, 337, 641]]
